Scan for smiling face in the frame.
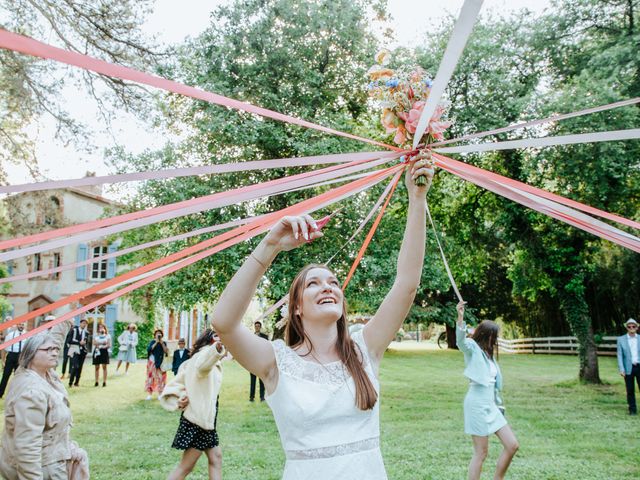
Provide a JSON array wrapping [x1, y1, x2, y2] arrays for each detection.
[[297, 267, 344, 324]]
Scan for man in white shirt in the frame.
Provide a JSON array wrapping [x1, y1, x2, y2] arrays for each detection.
[[0, 320, 26, 398], [617, 318, 640, 415]]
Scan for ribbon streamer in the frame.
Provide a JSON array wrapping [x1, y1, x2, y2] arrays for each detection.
[[0, 166, 393, 284], [0, 165, 402, 338], [433, 153, 640, 230], [0, 155, 401, 261], [0, 29, 399, 152], [434, 128, 640, 154], [432, 97, 640, 147], [0, 150, 397, 195], [412, 0, 485, 149], [342, 170, 404, 289], [436, 156, 640, 253], [425, 201, 463, 302]]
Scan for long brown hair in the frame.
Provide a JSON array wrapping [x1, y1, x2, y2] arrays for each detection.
[[191, 328, 216, 357], [285, 264, 378, 410], [472, 320, 500, 359]]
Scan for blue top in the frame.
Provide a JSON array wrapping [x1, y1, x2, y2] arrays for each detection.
[[617, 334, 640, 374], [456, 323, 503, 404]]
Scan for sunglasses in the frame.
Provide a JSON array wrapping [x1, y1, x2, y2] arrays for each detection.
[[627, 324, 638, 328]]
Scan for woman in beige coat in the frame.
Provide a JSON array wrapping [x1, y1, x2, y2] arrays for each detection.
[[0, 319, 89, 480], [161, 328, 225, 480]]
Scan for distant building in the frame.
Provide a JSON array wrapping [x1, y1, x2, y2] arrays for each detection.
[[2, 182, 143, 338]]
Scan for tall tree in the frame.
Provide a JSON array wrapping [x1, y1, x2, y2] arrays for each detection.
[[112, 0, 396, 321], [0, 0, 161, 183]]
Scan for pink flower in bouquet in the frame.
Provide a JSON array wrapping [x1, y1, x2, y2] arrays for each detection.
[[393, 125, 407, 144], [399, 100, 425, 134], [427, 104, 453, 141], [398, 101, 452, 142]]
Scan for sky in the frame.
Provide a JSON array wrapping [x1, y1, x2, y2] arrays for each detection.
[[4, 0, 553, 194]]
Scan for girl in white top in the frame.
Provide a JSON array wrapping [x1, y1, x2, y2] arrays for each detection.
[[212, 153, 433, 479]]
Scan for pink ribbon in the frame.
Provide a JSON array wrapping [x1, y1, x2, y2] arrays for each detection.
[[0, 29, 400, 153], [0, 165, 402, 342]]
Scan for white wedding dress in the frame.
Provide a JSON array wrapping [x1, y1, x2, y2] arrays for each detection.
[[266, 330, 387, 480]]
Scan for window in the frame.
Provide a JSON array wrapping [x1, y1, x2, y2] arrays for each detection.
[[44, 196, 61, 226], [50, 253, 61, 280], [33, 253, 42, 272], [90, 245, 108, 280]]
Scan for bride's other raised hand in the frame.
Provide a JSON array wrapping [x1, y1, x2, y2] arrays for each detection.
[[264, 214, 323, 252]]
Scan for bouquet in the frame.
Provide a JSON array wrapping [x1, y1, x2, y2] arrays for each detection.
[[367, 49, 452, 185]]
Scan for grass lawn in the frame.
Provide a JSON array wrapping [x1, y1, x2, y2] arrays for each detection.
[[0, 347, 636, 479]]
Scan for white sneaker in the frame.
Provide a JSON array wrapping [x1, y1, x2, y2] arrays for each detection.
[[114, 371, 121, 376], [145, 395, 152, 401]]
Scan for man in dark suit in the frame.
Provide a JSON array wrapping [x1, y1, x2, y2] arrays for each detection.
[[0, 320, 26, 398], [250, 321, 269, 402], [68, 318, 92, 387], [172, 338, 190, 375], [617, 318, 640, 415], [60, 327, 74, 380]]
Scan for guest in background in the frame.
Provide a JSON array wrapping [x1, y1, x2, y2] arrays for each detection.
[[0, 321, 26, 398], [162, 329, 226, 480], [0, 318, 89, 479], [145, 329, 169, 400], [68, 319, 91, 388], [249, 321, 268, 402], [115, 323, 138, 375], [60, 327, 73, 380], [172, 338, 190, 375], [456, 301, 519, 480], [617, 318, 640, 415], [92, 323, 112, 387]]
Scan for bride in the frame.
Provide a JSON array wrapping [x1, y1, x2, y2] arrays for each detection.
[[212, 152, 433, 479]]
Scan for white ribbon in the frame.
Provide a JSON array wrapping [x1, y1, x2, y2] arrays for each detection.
[[434, 129, 640, 154], [0, 157, 396, 262], [426, 201, 463, 302], [412, 0, 485, 149], [0, 151, 397, 194], [432, 97, 640, 147]]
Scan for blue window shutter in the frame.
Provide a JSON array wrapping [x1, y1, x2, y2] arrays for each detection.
[[6, 261, 13, 275], [76, 244, 88, 280], [105, 304, 118, 337], [74, 315, 81, 326], [106, 243, 118, 279]]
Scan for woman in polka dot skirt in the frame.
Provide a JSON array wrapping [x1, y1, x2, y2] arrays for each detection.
[[162, 328, 226, 480]]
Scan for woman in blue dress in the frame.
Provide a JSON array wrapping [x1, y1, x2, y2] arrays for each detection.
[[456, 301, 519, 480]]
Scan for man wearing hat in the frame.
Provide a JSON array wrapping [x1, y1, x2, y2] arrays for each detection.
[[0, 319, 26, 398], [617, 318, 640, 415]]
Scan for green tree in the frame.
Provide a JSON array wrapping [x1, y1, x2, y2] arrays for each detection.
[[112, 0, 393, 322], [0, 0, 160, 183]]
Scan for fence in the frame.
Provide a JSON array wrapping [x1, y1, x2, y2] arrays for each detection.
[[497, 336, 618, 356]]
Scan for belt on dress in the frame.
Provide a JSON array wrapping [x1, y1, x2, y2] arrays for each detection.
[[285, 436, 379, 460]]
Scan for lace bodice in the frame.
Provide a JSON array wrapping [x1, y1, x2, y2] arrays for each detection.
[[266, 330, 385, 475]]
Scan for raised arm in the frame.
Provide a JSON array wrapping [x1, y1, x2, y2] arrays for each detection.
[[211, 215, 322, 382], [455, 301, 473, 354], [364, 152, 433, 360]]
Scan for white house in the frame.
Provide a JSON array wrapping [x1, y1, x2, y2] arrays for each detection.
[[2, 183, 143, 338]]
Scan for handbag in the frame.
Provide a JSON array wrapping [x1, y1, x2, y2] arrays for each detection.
[[160, 358, 172, 372]]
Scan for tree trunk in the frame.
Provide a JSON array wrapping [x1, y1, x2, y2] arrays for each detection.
[[446, 323, 458, 350], [559, 288, 601, 384]]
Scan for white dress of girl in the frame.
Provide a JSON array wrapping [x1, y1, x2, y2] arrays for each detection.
[[266, 330, 387, 480]]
